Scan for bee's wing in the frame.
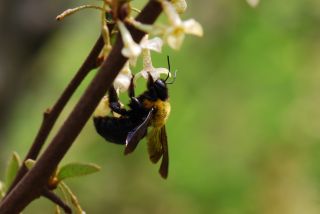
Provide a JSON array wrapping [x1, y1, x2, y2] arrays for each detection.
[[147, 126, 169, 178], [147, 127, 162, 164], [159, 126, 169, 179], [124, 108, 154, 155]]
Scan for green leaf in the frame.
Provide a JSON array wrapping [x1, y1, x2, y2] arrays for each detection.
[[60, 181, 84, 213], [5, 152, 21, 189], [55, 205, 61, 214], [24, 159, 36, 169], [57, 163, 101, 181], [0, 181, 5, 199]]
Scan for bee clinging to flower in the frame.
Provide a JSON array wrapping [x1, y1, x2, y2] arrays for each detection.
[[93, 57, 176, 178], [55, 0, 201, 178]]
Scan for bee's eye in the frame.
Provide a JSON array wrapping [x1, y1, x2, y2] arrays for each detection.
[[155, 79, 166, 89]]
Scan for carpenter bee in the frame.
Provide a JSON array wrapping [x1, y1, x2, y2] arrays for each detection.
[[93, 57, 176, 178]]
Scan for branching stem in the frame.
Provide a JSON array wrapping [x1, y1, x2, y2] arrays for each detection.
[[0, 1, 163, 213], [42, 189, 72, 214], [6, 34, 106, 195]]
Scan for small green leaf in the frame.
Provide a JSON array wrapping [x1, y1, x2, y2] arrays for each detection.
[[60, 181, 85, 213], [57, 163, 101, 181], [0, 181, 5, 199], [24, 159, 36, 169], [5, 152, 21, 189], [55, 205, 61, 214]]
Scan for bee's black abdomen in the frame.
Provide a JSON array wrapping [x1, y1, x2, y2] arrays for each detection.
[[93, 116, 146, 145]]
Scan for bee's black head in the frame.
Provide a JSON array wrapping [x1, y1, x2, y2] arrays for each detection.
[[146, 75, 168, 101], [154, 79, 168, 101], [146, 56, 178, 101]]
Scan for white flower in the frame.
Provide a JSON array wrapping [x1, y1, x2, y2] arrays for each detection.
[[94, 62, 133, 117], [134, 35, 169, 81], [171, 0, 187, 14], [246, 0, 260, 7], [128, 2, 203, 50], [113, 62, 133, 93], [137, 67, 170, 81], [140, 36, 163, 53], [117, 21, 142, 60], [161, 1, 203, 49]]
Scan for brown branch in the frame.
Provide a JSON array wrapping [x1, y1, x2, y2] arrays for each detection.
[[6, 32, 106, 194], [0, 1, 163, 213], [42, 189, 72, 214]]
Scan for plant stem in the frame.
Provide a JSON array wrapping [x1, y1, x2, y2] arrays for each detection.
[[6, 35, 105, 195], [42, 189, 72, 214], [0, 1, 163, 213]]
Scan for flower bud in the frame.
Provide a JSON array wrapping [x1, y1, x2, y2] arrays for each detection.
[[171, 0, 187, 14]]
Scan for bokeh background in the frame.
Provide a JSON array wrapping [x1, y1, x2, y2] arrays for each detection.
[[2, 0, 320, 213]]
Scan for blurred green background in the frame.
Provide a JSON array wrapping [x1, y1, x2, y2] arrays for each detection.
[[2, 0, 320, 213]]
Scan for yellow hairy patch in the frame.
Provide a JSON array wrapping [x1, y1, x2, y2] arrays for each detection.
[[143, 99, 171, 128]]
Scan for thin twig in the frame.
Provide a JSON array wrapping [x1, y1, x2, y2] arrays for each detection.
[[56, 5, 106, 21], [6, 24, 113, 195], [5, 35, 103, 194], [0, 1, 163, 213], [42, 189, 72, 214]]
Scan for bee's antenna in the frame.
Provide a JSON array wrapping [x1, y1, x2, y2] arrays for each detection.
[[164, 55, 171, 82], [167, 55, 171, 73], [166, 70, 177, 85]]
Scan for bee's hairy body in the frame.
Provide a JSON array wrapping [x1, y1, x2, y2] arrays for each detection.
[[93, 114, 147, 144], [93, 74, 171, 178], [94, 75, 170, 144], [143, 99, 171, 128]]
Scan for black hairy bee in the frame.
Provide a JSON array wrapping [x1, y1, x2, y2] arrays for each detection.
[[93, 57, 175, 178]]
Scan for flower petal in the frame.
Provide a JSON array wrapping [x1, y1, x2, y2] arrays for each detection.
[[183, 19, 203, 37], [171, 0, 188, 14], [120, 62, 131, 75], [136, 68, 170, 81], [154, 67, 170, 79], [166, 31, 185, 50], [129, 57, 138, 67], [118, 21, 142, 58], [114, 62, 132, 92], [128, 18, 155, 34], [141, 37, 163, 53], [246, 0, 260, 7], [162, 1, 182, 26], [114, 74, 131, 93], [121, 42, 141, 59], [138, 69, 149, 80]]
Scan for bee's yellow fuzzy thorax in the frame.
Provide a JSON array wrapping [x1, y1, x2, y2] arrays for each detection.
[[143, 99, 171, 128]]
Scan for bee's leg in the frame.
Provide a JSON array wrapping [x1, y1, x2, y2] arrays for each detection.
[[130, 97, 143, 110], [128, 76, 143, 110], [128, 75, 135, 98], [145, 74, 158, 101], [147, 73, 154, 91], [108, 86, 128, 116]]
